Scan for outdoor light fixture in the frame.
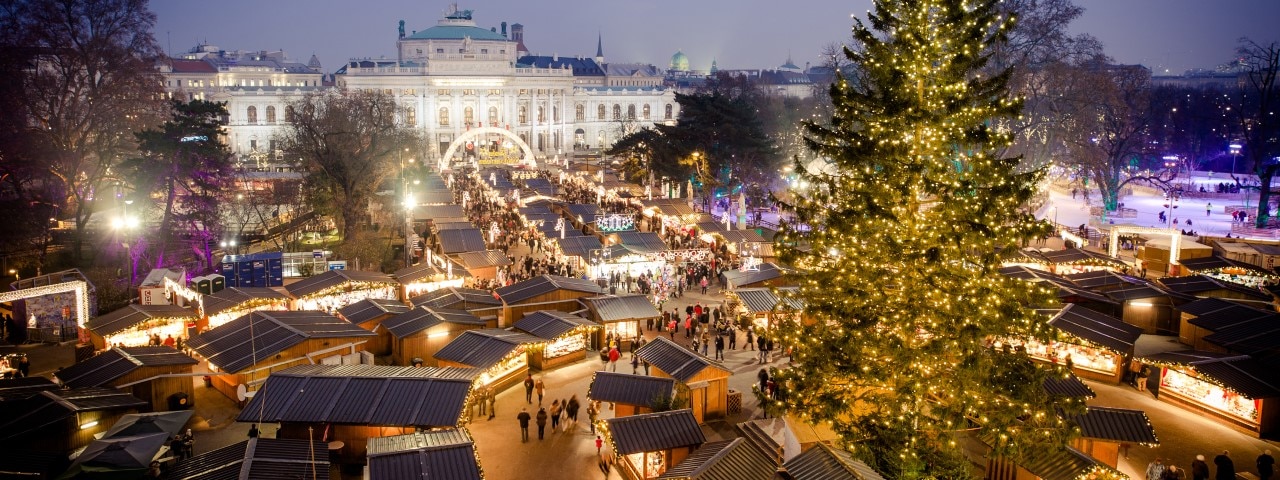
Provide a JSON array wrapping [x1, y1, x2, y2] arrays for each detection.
[[79, 420, 99, 430], [1131, 301, 1153, 307], [428, 331, 449, 339]]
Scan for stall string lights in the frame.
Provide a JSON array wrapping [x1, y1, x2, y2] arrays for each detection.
[[0, 280, 91, 330]]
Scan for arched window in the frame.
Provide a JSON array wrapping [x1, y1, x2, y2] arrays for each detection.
[[664, 104, 673, 120], [488, 106, 499, 126], [246, 106, 257, 124], [612, 104, 621, 120], [627, 105, 636, 119], [439, 107, 450, 126], [642, 104, 651, 120], [406, 107, 416, 127], [464, 106, 474, 125], [519, 106, 528, 124], [265, 106, 276, 124], [537, 106, 545, 123], [575, 104, 585, 121], [597, 105, 606, 120], [284, 105, 295, 123]]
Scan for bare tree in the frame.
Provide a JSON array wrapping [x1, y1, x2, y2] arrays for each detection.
[[280, 89, 420, 237], [1232, 38, 1280, 227]]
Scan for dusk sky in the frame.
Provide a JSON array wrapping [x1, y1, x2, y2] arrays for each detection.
[[152, 0, 1280, 75]]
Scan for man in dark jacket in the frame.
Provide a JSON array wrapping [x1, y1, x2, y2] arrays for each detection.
[[523, 373, 535, 404], [1260, 450, 1275, 480], [1190, 454, 1210, 480], [1214, 451, 1235, 480], [517, 408, 531, 442], [535, 408, 549, 440]]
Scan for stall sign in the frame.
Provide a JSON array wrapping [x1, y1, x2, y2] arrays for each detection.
[[327, 261, 347, 271], [597, 214, 635, 232], [643, 249, 713, 263]]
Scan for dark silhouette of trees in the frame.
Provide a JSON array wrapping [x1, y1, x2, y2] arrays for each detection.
[[1231, 38, 1280, 227]]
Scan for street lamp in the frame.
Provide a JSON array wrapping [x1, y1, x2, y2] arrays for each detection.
[[404, 191, 415, 267], [112, 200, 140, 288], [1229, 143, 1243, 176]]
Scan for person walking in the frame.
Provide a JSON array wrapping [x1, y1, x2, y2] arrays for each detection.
[[567, 395, 580, 430], [487, 388, 497, 420], [595, 435, 604, 455], [587, 401, 599, 434], [631, 354, 640, 374], [746, 329, 754, 351], [766, 338, 775, 362], [684, 314, 692, 339], [1206, 203, 1213, 216], [1215, 451, 1235, 480], [1259, 450, 1275, 480], [1190, 455, 1210, 480], [700, 332, 710, 356], [1163, 465, 1186, 480], [477, 386, 489, 418], [1147, 458, 1166, 480], [757, 336, 767, 362], [535, 407, 548, 440], [608, 346, 621, 372], [715, 335, 725, 360], [517, 408, 532, 442], [700, 276, 708, 294], [642, 359, 650, 375], [728, 328, 736, 350], [524, 373, 535, 404], [549, 400, 561, 432]]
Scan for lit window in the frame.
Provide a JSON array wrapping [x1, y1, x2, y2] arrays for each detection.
[[464, 106, 474, 125], [642, 104, 651, 120], [575, 104, 584, 121], [597, 105, 605, 120], [488, 106, 499, 126], [406, 107, 417, 126], [246, 106, 257, 124], [266, 106, 276, 124], [612, 104, 620, 120], [439, 107, 450, 126]]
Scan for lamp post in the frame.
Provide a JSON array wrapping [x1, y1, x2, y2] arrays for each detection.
[[404, 190, 415, 268], [1229, 143, 1243, 177], [112, 200, 140, 289]]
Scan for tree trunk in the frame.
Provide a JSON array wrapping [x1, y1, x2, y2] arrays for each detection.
[[156, 179, 178, 267], [341, 195, 364, 240], [1257, 170, 1274, 228]]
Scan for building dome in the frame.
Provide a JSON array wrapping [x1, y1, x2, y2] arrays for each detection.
[[669, 50, 689, 72]]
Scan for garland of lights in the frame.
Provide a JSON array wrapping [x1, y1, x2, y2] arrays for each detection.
[[0, 280, 91, 329]]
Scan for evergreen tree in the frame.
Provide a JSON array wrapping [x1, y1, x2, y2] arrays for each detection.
[[774, 0, 1077, 477]]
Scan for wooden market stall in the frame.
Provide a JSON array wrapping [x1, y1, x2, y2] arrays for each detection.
[[201, 287, 290, 331], [163, 438, 331, 480], [1174, 297, 1280, 354], [85, 304, 198, 350], [1140, 350, 1280, 438], [366, 429, 483, 480], [338, 298, 413, 356], [433, 328, 545, 392], [238, 364, 478, 463], [580, 294, 661, 351], [513, 310, 600, 370], [450, 250, 513, 280], [1062, 270, 1145, 293], [384, 307, 489, 367], [722, 263, 792, 290], [784, 443, 887, 480], [0, 387, 147, 454], [999, 304, 1141, 384], [186, 311, 377, 403], [1034, 248, 1129, 275], [1178, 254, 1279, 288], [394, 257, 469, 299], [589, 372, 676, 418], [410, 286, 504, 317], [53, 346, 197, 412], [634, 337, 733, 424], [656, 438, 777, 480], [1160, 274, 1273, 306], [1141, 236, 1213, 277], [986, 445, 1124, 480], [603, 409, 706, 480], [728, 287, 805, 335], [437, 228, 487, 255], [1102, 285, 1190, 335], [1069, 406, 1160, 469], [494, 274, 605, 327], [285, 269, 399, 313]]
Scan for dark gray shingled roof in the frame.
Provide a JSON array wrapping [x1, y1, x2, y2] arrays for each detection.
[[366, 429, 482, 480], [634, 336, 730, 383], [1016, 446, 1120, 480], [1037, 248, 1127, 267], [394, 259, 472, 285], [1064, 270, 1145, 290], [1158, 274, 1270, 300], [495, 275, 604, 304], [413, 204, 465, 221], [588, 371, 675, 407], [1048, 304, 1142, 355], [437, 228, 487, 254], [186, 311, 375, 373], [202, 287, 291, 317], [1175, 297, 1247, 316], [453, 250, 513, 269], [1178, 255, 1275, 277], [56, 346, 195, 388], [657, 438, 776, 480], [604, 409, 705, 455], [433, 329, 546, 369], [86, 304, 197, 337], [383, 307, 487, 339], [0, 377, 58, 402], [1042, 373, 1096, 398], [582, 294, 661, 322], [555, 235, 603, 259], [284, 269, 397, 298], [513, 310, 598, 340], [722, 263, 790, 288], [237, 364, 477, 427], [164, 438, 331, 480], [784, 442, 886, 480], [614, 231, 667, 253], [411, 287, 503, 310], [1072, 406, 1159, 445], [0, 388, 147, 443], [338, 298, 412, 325]]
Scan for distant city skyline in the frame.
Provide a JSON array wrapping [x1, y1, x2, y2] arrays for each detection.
[[151, 0, 1280, 75]]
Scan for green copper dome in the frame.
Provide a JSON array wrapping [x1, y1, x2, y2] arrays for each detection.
[[669, 50, 689, 71]]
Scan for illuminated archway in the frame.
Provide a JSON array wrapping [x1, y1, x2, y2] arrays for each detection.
[[438, 127, 536, 171], [1106, 225, 1182, 273], [0, 280, 91, 341]]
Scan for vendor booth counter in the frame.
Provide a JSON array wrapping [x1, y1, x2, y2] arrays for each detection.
[[1141, 350, 1280, 438]]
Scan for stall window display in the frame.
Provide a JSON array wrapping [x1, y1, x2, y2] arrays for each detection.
[[478, 349, 526, 386], [545, 335, 585, 359], [625, 452, 666, 479], [996, 337, 1119, 375], [1161, 368, 1260, 423], [605, 322, 638, 343], [207, 304, 288, 330], [403, 278, 466, 299], [295, 286, 397, 313]]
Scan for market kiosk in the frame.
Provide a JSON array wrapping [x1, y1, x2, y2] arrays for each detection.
[[997, 304, 1140, 384], [602, 409, 705, 480], [53, 346, 196, 412], [513, 310, 599, 370], [580, 294, 660, 351], [494, 275, 604, 327], [201, 287, 290, 331], [1177, 255, 1279, 288], [1069, 406, 1160, 469], [384, 307, 488, 367], [1140, 350, 1280, 438], [394, 257, 469, 299], [727, 287, 804, 334], [588, 372, 676, 418], [450, 250, 512, 280], [1035, 248, 1129, 275], [85, 304, 198, 350], [634, 337, 732, 424], [285, 269, 398, 313], [433, 329, 545, 392], [337, 298, 413, 356]]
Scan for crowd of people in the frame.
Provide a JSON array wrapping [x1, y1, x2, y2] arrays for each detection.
[[1145, 450, 1273, 480]]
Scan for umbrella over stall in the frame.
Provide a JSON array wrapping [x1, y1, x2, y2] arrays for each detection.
[[58, 432, 169, 479], [100, 410, 193, 440]]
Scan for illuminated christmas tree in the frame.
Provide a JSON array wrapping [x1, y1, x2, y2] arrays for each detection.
[[774, 0, 1078, 477]]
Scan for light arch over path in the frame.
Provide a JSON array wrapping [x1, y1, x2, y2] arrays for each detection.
[[438, 127, 537, 171]]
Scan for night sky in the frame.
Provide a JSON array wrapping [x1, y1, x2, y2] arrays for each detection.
[[151, 0, 1280, 75]]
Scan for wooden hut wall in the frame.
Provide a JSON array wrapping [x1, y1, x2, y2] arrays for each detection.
[[1158, 384, 1277, 437], [391, 324, 482, 367], [355, 318, 395, 356], [209, 337, 371, 402], [467, 265, 499, 280], [438, 358, 528, 393], [277, 423, 416, 464], [1120, 299, 1178, 335], [109, 364, 196, 412], [1071, 438, 1122, 468], [647, 368, 730, 424], [593, 319, 639, 350], [502, 291, 596, 327], [68, 409, 137, 453]]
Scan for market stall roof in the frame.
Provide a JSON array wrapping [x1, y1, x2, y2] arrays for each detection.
[[513, 310, 599, 340], [784, 442, 886, 480], [434, 221, 477, 231], [163, 438, 331, 480], [384, 307, 487, 339], [614, 231, 667, 253], [285, 269, 396, 299], [411, 287, 503, 310], [86, 304, 197, 338], [366, 429, 481, 480], [518, 205, 557, 217], [696, 221, 725, 233], [1015, 446, 1121, 480], [55, 346, 195, 388], [657, 437, 776, 480], [733, 287, 804, 314], [418, 189, 455, 206], [338, 298, 412, 325], [556, 235, 604, 259], [1201, 317, 1280, 356], [437, 228, 487, 254], [0, 377, 58, 402], [520, 211, 562, 228], [394, 258, 472, 285], [413, 204, 465, 221], [1103, 284, 1192, 302], [187, 311, 376, 373], [640, 198, 698, 217], [634, 336, 731, 383], [1158, 274, 1270, 300], [203, 287, 291, 317], [722, 263, 792, 289], [1249, 243, 1280, 256], [604, 409, 705, 455], [495, 275, 605, 305], [1178, 255, 1275, 277], [138, 268, 183, 288], [237, 364, 478, 427], [1139, 350, 1280, 399], [1064, 270, 1145, 290], [716, 230, 768, 244], [566, 203, 601, 224], [1186, 302, 1275, 331], [522, 178, 557, 195], [581, 294, 661, 322], [999, 265, 1074, 287], [452, 250, 513, 269], [588, 371, 675, 408], [433, 328, 546, 370], [1176, 297, 1250, 316], [0, 387, 147, 443], [1071, 406, 1159, 445], [1042, 373, 1096, 398], [100, 410, 193, 440], [1048, 304, 1142, 355], [1036, 248, 1128, 267]]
